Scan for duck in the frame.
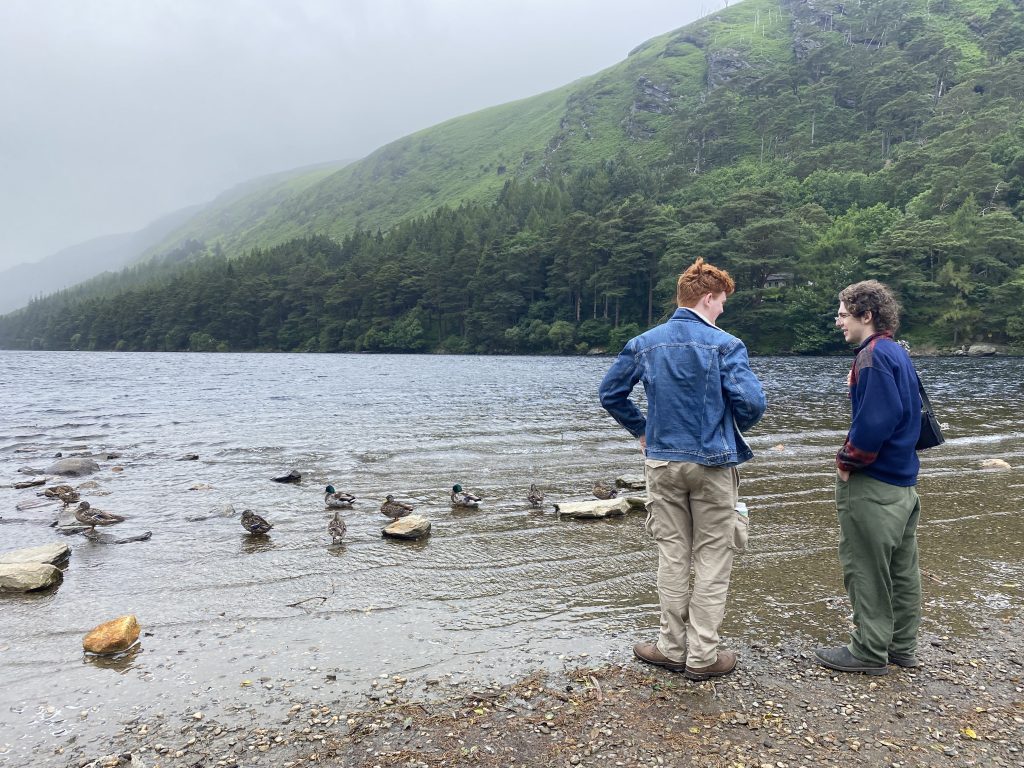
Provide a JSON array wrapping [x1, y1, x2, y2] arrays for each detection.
[[324, 485, 355, 509], [450, 484, 481, 509], [240, 509, 273, 535], [43, 484, 80, 505], [327, 509, 347, 544], [592, 481, 618, 500], [73, 500, 125, 528], [527, 483, 545, 507], [381, 494, 415, 519]]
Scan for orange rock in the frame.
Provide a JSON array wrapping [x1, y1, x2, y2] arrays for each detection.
[[83, 614, 140, 655]]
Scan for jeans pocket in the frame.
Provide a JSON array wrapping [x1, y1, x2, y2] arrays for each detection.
[[732, 502, 749, 553]]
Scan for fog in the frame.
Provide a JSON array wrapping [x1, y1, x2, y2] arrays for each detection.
[[0, 0, 708, 271]]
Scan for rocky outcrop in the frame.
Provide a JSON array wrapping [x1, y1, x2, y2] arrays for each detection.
[[0, 542, 70, 566], [554, 497, 646, 519], [0, 562, 63, 592], [83, 615, 141, 654], [45, 458, 100, 476], [967, 343, 999, 357], [706, 48, 755, 90], [382, 515, 431, 540]]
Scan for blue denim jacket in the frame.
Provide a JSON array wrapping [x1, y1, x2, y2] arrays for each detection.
[[599, 308, 767, 465]]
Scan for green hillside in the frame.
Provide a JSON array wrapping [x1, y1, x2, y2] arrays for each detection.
[[4, 0, 1024, 354]]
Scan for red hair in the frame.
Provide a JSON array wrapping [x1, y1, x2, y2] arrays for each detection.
[[676, 258, 735, 306]]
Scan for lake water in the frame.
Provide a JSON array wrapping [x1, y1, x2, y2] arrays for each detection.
[[1, 351, 1022, 764]]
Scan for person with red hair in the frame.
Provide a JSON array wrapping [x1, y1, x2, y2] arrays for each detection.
[[600, 257, 766, 681]]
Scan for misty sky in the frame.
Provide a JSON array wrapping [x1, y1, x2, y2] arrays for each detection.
[[0, 0, 709, 270]]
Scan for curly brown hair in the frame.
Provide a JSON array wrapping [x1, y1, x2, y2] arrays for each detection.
[[676, 257, 735, 306], [838, 280, 902, 333]]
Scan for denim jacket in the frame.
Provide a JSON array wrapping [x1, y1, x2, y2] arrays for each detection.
[[599, 308, 766, 465]]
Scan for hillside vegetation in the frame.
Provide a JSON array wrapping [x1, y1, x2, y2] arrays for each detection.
[[3, 0, 1024, 354]]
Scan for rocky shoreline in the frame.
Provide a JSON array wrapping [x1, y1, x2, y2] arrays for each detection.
[[69, 615, 1023, 768]]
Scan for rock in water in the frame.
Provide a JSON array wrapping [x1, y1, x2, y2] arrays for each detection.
[[553, 497, 646, 519], [44, 458, 100, 476], [980, 458, 1012, 470], [271, 470, 302, 484], [0, 543, 71, 566], [0, 563, 63, 592], [382, 514, 431, 540], [615, 474, 646, 491], [83, 615, 140, 654]]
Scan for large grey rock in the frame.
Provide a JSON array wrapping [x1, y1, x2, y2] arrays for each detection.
[[967, 343, 998, 357], [0, 543, 70, 566], [382, 514, 431, 540], [554, 497, 646, 519], [0, 562, 63, 592], [44, 458, 100, 476]]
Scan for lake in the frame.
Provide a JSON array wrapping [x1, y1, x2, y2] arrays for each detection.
[[1, 351, 1021, 764]]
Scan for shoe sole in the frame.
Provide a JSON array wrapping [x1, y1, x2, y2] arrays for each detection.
[[815, 652, 888, 676], [683, 661, 737, 681], [888, 658, 921, 668]]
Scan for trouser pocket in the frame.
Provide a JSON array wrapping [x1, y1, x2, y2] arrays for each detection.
[[732, 501, 749, 553]]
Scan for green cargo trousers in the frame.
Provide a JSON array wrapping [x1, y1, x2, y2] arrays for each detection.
[[836, 472, 921, 666]]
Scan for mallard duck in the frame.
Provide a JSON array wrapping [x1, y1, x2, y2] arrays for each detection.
[[44, 484, 80, 504], [73, 500, 125, 528], [325, 485, 355, 509], [527, 483, 545, 507], [380, 494, 414, 519], [450, 484, 481, 508], [327, 509, 347, 544], [592, 481, 618, 500], [240, 509, 273, 535]]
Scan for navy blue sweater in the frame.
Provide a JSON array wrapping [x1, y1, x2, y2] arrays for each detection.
[[836, 332, 921, 487]]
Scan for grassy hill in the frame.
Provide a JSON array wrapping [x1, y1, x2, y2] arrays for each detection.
[[4, 0, 1024, 354]]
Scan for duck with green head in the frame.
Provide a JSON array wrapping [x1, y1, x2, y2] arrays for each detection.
[[451, 484, 481, 508]]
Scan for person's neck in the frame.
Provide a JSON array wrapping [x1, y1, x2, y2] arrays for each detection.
[[681, 304, 715, 326]]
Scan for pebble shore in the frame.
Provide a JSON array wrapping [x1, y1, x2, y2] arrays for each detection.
[[73, 616, 1023, 768]]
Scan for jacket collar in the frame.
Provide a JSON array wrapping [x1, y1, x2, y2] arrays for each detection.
[[673, 306, 717, 328], [854, 330, 893, 354]]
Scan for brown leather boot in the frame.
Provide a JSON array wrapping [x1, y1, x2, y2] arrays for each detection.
[[684, 649, 737, 681], [632, 642, 687, 672]]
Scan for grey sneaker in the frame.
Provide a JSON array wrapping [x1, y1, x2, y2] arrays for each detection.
[[888, 652, 920, 668], [814, 645, 888, 675]]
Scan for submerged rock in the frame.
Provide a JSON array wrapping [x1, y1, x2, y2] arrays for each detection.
[[83, 614, 140, 654], [615, 474, 646, 490], [0, 562, 63, 592], [12, 477, 47, 489], [382, 514, 431, 540], [44, 458, 100, 476], [272, 470, 302, 484], [83, 530, 153, 545], [554, 497, 646, 519], [979, 458, 1012, 470], [0, 542, 70, 566]]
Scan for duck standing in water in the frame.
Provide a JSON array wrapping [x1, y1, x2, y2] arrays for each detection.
[[450, 484, 481, 509], [380, 494, 415, 520], [527, 483, 545, 508], [324, 485, 355, 509], [327, 509, 347, 544], [73, 501, 125, 528], [240, 509, 273, 535], [592, 481, 618, 500]]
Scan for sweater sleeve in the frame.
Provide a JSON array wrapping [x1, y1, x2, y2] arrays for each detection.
[[836, 365, 900, 472]]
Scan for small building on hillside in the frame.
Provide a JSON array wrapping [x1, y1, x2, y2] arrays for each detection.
[[763, 272, 794, 288]]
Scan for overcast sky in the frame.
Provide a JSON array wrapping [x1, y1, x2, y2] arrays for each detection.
[[0, 0, 708, 270]]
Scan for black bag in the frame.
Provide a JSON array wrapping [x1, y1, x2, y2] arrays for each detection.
[[915, 373, 944, 451]]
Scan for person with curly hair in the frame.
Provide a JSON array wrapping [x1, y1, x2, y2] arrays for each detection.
[[599, 257, 766, 681], [816, 279, 924, 676]]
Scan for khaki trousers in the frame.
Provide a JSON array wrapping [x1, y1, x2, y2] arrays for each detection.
[[645, 459, 739, 667]]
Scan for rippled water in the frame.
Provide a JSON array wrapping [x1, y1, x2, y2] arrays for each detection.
[[1, 351, 1022, 763]]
